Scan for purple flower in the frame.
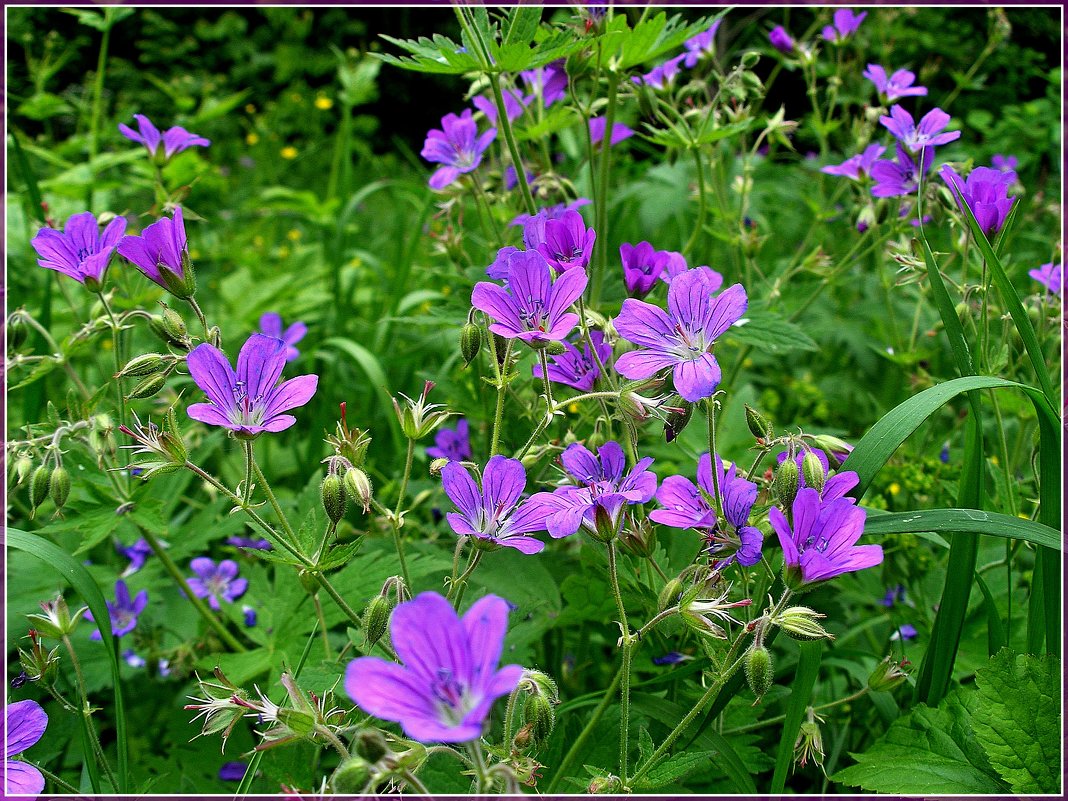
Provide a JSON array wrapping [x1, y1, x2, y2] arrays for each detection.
[[421, 110, 497, 190], [117, 538, 153, 577], [879, 106, 960, 153], [227, 536, 272, 550], [242, 605, 258, 628], [119, 114, 210, 161], [880, 584, 906, 607], [86, 580, 147, 640], [521, 60, 568, 107], [472, 89, 531, 126], [187, 558, 248, 610], [939, 442, 951, 463], [345, 591, 524, 742], [890, 623, 918, 641], [769, 488, 882, 588], [5, 699, 47, 796], [682, 20, 721, 68], [821, 8, 866, 42], [31, 212, 126, 287], [533, 330, 612, 391], [769, 25, 795, 55], [660, 252, 724, 291], [487, 246, 520, 281], [653, 652, 691, 665], [589, 116, 634, 146], [939, 164, 1016, 235], [504, 165, 535, 192], [621, 242, 671, 298], [471, 250, 588, 346], [633, 54, 687, 90], [441, 456, 549, 554], [650, 454, 763, 566], [820, 143, 886, 181], [530, 209, 596, 273], [219, 761, 248, 781], [870, 143, 934, 197], [991, 153, 1018, 172], [614, 269, 747, 402], [123, 649, 146, 668], [116, 206, 193, 296], [427, 419, 472, 462], [510, 199, 591, 228], [529, 441, 657, 540], [185, 334, 319, 436], [258, 312, 307, 363], [1029, 262, 1062, 296], [863, 64, 927, 103]]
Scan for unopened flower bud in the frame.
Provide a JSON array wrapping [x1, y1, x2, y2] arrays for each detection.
[[119, 353, 169, 378], [428, 458, 450, 476], [868, 655, 911, 692], [544, 340, 567, 356], [744, 644, 774, 699], [773, 457, 799, 507], [523, 692, 555, 747], [744, 404, 773, 441], [27, 596, 87, 639], [208, 326, 223, 349], [48, 465, 70, 511], [343, 467, 373, 513], [776, 606, 833, 641], [588, 775, 622, 794], [330, 757, 373, 794], [29, 465, 51, 516], [801, 451, 826, 494], [126, 372, 168, 400], [150, 305, 190, 349], [663, 397, 694, 443], [618, 516, 657, 558], [460, 323, 482, 367], [590, 504, 618, 543], [794, 715, 824, 768], [393, 381, 453, 441], [14, 456, 33, 484], [658, 578, 684, 612], [353, 728, 389, 763], [7, 315, 28, 352], [322, 474, 346, 524], [362, 594, 393, 648]]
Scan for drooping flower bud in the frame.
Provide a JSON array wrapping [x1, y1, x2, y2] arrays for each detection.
[[150, 304, 191, 350], [544, 340, 567, 356], [29, 465, 51, 517], [801, 451, 826, 494], [776, 606, 833, 641], [617, 515, 657, 558], [744, 644, 774, 699], [658, 578, 684, 612], [321, 474, 346, 524], [353, 728, 389, 763], [330, 757, 373, 794], [118, 353, 170, 378], [794, 711, 825, 768], [343, 467, 373, 514], [26, 596, 87, 639], [522, 693, 555, 747], [7, 314, 27, 352], [126, 372, 168, 400], [772, 457, 799, 507], [48, 465, 71, 512], [744, 404, 774, 441], [663, 397, 694, 442], [362, 594, 393, 648], [459, 322, 482, 367]]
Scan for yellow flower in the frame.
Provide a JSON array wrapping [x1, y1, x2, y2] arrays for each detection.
[[990, 455, 1000, 466], [244, 103, 256, 114], [568, 402, 579, 414], [278, 246, 291, 259], [315, 96, 333, 111], [888, 483, 901, 496], [280, 146, 298, 160], [286, 229, 302, 242], [245, 132, 259, 146]]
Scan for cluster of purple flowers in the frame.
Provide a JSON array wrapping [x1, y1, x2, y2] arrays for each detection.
[[632, 21, 721, 90], [421, 109, 497, 190]]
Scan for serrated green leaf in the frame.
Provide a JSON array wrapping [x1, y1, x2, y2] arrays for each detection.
[[633, 749, 716, 789], [971, 649, 1060, 793], [724, 309, 819, 354]]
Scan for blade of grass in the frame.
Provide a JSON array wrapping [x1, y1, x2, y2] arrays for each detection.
[[1034, 407, 1060, 653], [8, 529, 128, 793], [974, 571, 1008, 656], [862, 508, 1060, 550], [770, 640, 822, 793]]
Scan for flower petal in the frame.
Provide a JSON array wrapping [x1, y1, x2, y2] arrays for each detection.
[[441, 462, 482, 520], [481, 456, 526, 513], [5, 760, 45, 796], [237, 334, 288, 404], [5, 700, 48, 756], [460, 594, 511, 688], [391, 592, 470, 685]]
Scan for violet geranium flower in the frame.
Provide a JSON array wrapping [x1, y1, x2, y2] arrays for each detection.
[[258, 312, 307, 362], [472, 89, 531, 126], [1029, 262, 1062, 296], [632, 54, 687, 91], [421, 110, 497, 190], [5, 699, 47, 796], [117, 537, 153, 577], [589, 117, 634, 146], [870, 144, 934, 198], [532, 330, 612, 391], [682, 20, 721, 68], [991, 153, 1018, 172], [660, 252, 724, 290], [621, 241, 672, 298], [769, 487, 882, 588], [427, 418, 472, 462], [939, 164, 1017, 235], [510, 199, 591, 228], [471, 250, 588, 346], [879, 106, 960, 153], [187, 558, 248, 610], [31, 212, 126, 288], [532, 209, 596, 273], [185, 334, 319, 436], [227, 535, 273, 551], [345, 591, 524, 742], [529, 441, 657, 541], [650, 453, 763, 566], [86, 580, 148, 640], [769, 26, 795, 55], [521, 60, 568, 107], [116, 206, 195, 297], [614, 269, 747, 402], [863, 64, 927, 103], [119, 114, 211, 161], [441, 456, 549, 554], [821, 8, 866, 43], [820, 143, 885, 181]]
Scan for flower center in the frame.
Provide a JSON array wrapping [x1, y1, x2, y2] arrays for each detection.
[[519, 297, 548, 333], [431, 669, 472, 725]]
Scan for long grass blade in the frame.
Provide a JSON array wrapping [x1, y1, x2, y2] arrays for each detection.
[[863, 508, 1060, 550], [770, 641, 822, 793]]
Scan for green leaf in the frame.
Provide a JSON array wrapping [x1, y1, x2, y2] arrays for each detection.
[[16, 92, 75, 121], [7, 529, 129, 792], [633, 750, 717, 789], [376, 33, 482, 75], [971, 650, 1060, 793], [318, 337, 402, 448], [724, 309, 819, 355], [833, 689, 1004, 793], [862, 508, 1060, 550], [500, 6, 542, 46], [770, 640, 822, 793]]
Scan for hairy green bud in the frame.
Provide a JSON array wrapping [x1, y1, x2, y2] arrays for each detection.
[[343, 467, 373, 513], [48, 465, 70, 511], [330, 757, 373, 794], [126, 372, 168, 400], [353, 728, 389, 763], [868, 655, 911, 693], [744, 404, 774, 441], [362, 594, 393, 648], [777, 606, 833, 641], [29, 465, 51, 515], [460, 323, 482, 367], [744, 645, 773, 699], [322, 474, 346, 524], [522, 693, 555, 747], [773, 457, 799, 507], [119, 353, 169, 378], [663, 397, 694, 443], [801, 451, 826, 494], [658, 578, 684, 613]]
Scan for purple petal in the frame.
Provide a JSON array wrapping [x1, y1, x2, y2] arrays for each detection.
[[672, 353, 722, 402], [5, 761, 45, 796], [481, 456, 525, 512], [391, 592, 470, 686], [6, 700, 48, 756], [264, 374, 318, 416], [186, 344, 238, 412], [237, 334, 288, 404], [345, 657, 441, 731], [442, 462, 482, 520], [460, 594, 511, 687]]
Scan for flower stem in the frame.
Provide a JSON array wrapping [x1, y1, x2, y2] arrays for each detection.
[[591, 70, 621, 305], [36, 764, 81, 794], [313, 593, 332, 659], [635, 606, 680, 640], [449, 550, 484, 609], [389, 438, 416, 589], [489, 338, 512, 457], [137, 525, 248, 652], [252, 459, 296, 539], [401, 769, 432, 795], [705, 397, 724, 517], [607, 541, 633, 786], [514, 349, 555, 459], [187, 297, 211, 341], [62, 634, 119, 792], [502, 682, 522, 747], [466, 740, 492, 794], [546, 664, 623, 793], [95, 290, 128, 446], [242, 440, 255, 506], [683, 145, 709, 257]]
